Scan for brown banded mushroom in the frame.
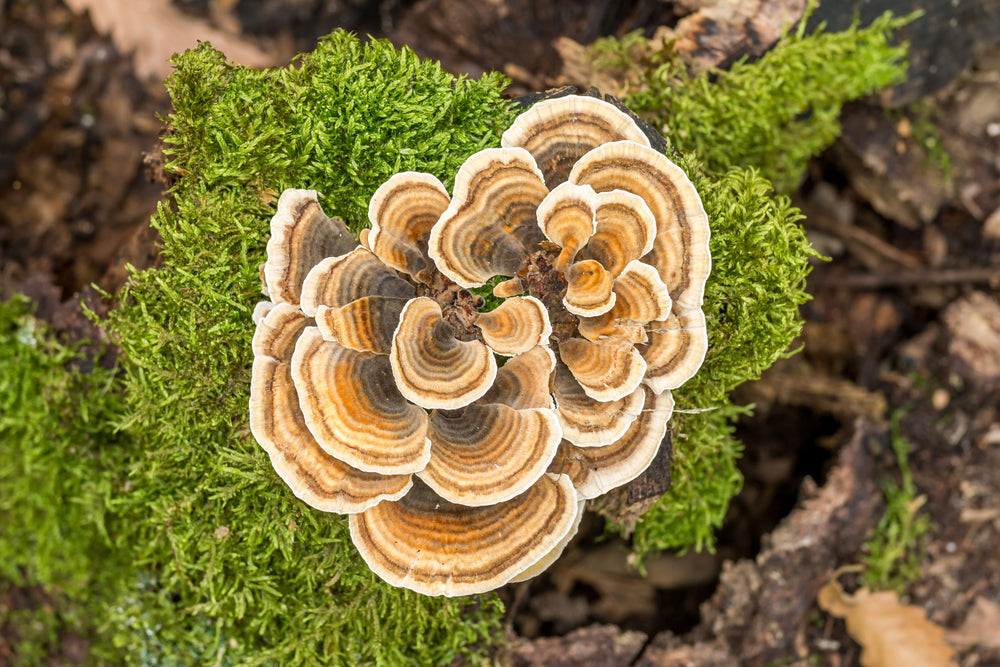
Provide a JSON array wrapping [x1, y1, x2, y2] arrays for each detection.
[[263, 189, 358, 305], [577, 260, 672, 344], [250, 303, 412, 512], [291, 326, 431, 475], [551, 363, 644, 446], [536, 181, 598, 270], [349, 474, 580, 597], [640, 308, 709, 393], [549, 386, 674, 500], [558, 336, 647, 403], [474, 295, 551, 356], [367, 172, 451, 284], [251, 93, 712, 597], [501, 94, 651, 187], [569, 140, 711, 312], [300, 247, 414, 317], [428, 147, 548, 288], [418, 403, 561, 506], [476, 345, 555, 410], [390, 297, 497, 409], [564, 259, 616, 317]]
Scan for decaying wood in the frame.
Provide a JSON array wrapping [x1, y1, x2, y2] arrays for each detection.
[[941, 290, 1000, 388], [507, 624, 648, 667]]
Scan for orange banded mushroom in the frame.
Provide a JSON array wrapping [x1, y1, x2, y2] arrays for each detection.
[[558, 336, 647, 403], [564, 259, 616, 317], [640, 308, 709, 393], [549, 386, 674, 500], [263, 189, 358, 304], [300, 247, 414, 317], [390, 297, 497, 409], [502, 94, 651, 187], [349, 474, 580, 597], [536, 181, 598, 270], [315, 296, 408, 355], [367, 171, 450, 284], [551, 363, 644, 446], [476, 345, 556, 410], [291, 326, 431, 475], [428, 147, 547, 287], [474, 295, 551, 356], [250, 303, 412, 512], [418, 403, 561, 506], [577, 260, 672, 344]]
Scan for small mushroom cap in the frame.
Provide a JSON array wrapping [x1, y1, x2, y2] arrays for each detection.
[[580, 189, 656, 277], [315, 296, 408, 355], [640, 307, 709, 393], [577, 260, 672, 344], [501, 95, 651, 187], [300, 247, 415, 317], [250, 304, 411, 513], [349, 474, 580, 596], [549, 385, 674, 500], [552, 363, 644, 446], [368, 172, 451, 283], [476, 345, 556, 410], [563, 259, 616, 317], [536, 181, 598, 270], [509, 498, 586, 583], [570, 141, 711, 311], [291, 326, 431, 474], [418, 404, 561, 506], [428, 148, 548, 288], [475, 295, 552, 356], [390, 297, 498, 410], [264, 189, 358, 304], [558, 337, 647, 403]]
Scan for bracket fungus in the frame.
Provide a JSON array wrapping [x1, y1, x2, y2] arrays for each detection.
[[250, 93, 711, 596]]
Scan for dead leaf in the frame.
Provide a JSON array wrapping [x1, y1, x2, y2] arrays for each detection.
[[948, 596, 1000, 649], [64, 0, 277, 81], [818, 579, 957, 667]]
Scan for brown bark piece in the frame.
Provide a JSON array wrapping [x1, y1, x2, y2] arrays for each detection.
[[636, 421, 883, 665], [509, 623, 647, 667], [834, 104, 952, 230], [941, 291, 1000, 388]]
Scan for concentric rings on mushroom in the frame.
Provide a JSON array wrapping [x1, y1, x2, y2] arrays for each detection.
[[249, 94, 711, 596]]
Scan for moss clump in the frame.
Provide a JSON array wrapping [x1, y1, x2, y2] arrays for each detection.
[[593, 9, 912, 193], [0, 295, 129, 662], [101, 34, 510, 666]]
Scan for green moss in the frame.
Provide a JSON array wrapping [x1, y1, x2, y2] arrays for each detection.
[[101, 34, 510, 666], [593, 8, 912, 192], [0, 295, 129, 663]]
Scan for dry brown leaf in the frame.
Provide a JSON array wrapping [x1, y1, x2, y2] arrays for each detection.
[[64, 0, 277, 81], [818, 579, 957, 667], [948, 596, 1000, 649]]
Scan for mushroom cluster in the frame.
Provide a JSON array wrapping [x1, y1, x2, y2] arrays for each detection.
[[250, 94, 710, 597]]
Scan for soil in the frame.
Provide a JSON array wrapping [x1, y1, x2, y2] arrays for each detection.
[[2, 1, 999, 665]]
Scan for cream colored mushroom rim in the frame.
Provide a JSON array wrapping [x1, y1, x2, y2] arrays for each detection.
[[249, 94, 711, 597]]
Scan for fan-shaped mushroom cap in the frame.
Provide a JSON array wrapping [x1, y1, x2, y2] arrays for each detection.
[[501, 95, 651, 187], [263, 189, 358, 305], [536, 181, 598, 270], [250, 304, 412, 512], [558, 337, 647, 403], [580, 189, 656, 277], [509, 498, 586, 583], [577, 260, 672, 344], [428, 148, 548, 287], [418, 404, 561, 506], [640, 307, 709, 394], [474, 296, 551, 356], [349, 474, 579, 596], [390, 297, 497, 409], [476, 345, 556, 410], [549, 386, 674, 500], [315, 296, 408, 355], [552, 363, 644, 446], [564, 259, 616, 317], [291, 326, 431, 474], [300, 247, 415, 317], [570, 141, 711, 311], [368, 172, 451, 283]]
